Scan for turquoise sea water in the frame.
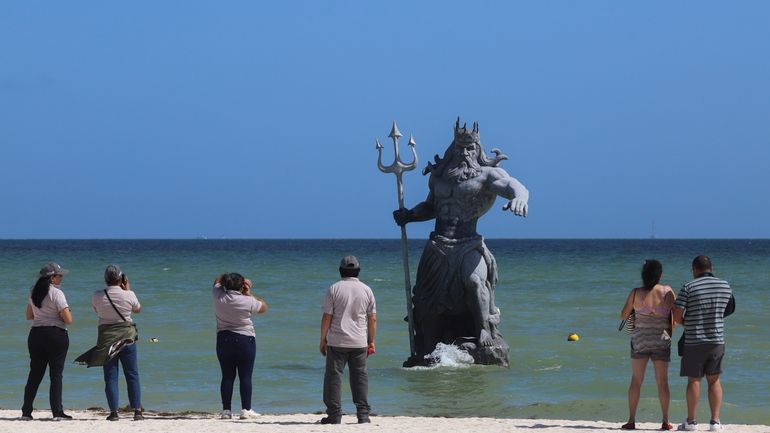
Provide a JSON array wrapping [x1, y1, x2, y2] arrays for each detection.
[[0, 239, 768, 425]]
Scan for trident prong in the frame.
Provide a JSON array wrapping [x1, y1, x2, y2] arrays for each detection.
[[377, 121, 417, 185], [375, 120, 418, 359], [389, 121, 402, 140]]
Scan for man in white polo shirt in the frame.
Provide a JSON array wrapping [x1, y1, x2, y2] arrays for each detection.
[[319, 255, 377, 424]]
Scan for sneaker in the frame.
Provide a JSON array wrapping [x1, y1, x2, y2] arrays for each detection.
[[358, 416, 371, 424], [106, 412, 119, 421], [53, 413, 73, 421], [219, 410, 232, 419], [709, 420, 723, 431], [239, 409, 260, 419], [133, 410, 144, 421], [320, 416, 341, 424], [20, 414, 33, 421], [678, 419, 698, 431]]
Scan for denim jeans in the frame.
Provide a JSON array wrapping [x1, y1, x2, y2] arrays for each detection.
[[22, 326, 69, 416], [103, 342, 141, 411], [216, 330, 256, 411], [323, 346, 370, 418]]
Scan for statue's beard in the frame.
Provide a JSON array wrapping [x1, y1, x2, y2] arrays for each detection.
[[446, 153, 481, 182]]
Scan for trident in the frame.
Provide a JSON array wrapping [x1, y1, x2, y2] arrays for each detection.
[[376, 121, 418, 358]]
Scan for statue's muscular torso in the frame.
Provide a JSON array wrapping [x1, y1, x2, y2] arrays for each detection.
[[431, 169, 496, 239]]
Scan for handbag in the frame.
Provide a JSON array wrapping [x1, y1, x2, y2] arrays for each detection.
[[677, 331, 685, 357], [617, 312, 636, 334], [618, 288, 636, 333]]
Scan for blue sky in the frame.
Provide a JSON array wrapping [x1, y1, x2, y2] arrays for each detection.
[[1, 1, 769, 239]]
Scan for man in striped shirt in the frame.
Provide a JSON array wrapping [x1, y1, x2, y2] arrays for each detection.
[[673, 255, 734, 431]]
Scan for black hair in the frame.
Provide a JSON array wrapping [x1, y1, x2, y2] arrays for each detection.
[[692, 255, 712, 273], [339, 267, 360, 278], [30, 276, 52, 308], [641, 259, 663, 290], [221, 272, 246, 292]]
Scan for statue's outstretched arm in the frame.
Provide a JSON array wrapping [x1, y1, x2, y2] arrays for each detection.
[[488, 168, 529, 217]]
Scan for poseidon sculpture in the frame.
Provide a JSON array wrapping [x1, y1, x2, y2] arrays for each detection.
[[394, 118, 529, 367]]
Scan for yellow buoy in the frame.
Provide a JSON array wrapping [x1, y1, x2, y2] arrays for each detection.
[[567, 333, 580, 342]]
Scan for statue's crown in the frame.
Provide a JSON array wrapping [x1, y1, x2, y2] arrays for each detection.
[[453, 117, 479, 148]]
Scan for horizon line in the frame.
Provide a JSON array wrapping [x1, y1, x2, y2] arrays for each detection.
[[1, 237, 769, 241]]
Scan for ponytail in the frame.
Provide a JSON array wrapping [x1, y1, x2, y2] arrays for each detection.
[[30, 277, 51, 308]]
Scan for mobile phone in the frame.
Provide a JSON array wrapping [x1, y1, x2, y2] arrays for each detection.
[[121, 274, 127, 284]]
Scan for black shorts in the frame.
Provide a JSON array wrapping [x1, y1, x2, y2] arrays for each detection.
[[680, 343, 724, 378]]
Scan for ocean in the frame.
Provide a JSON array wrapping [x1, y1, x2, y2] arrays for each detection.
[[0, 239, 768, 424]]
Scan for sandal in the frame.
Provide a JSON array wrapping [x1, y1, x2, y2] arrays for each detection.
[[661, 422, 673, 430], [621, 422, 635, 430]]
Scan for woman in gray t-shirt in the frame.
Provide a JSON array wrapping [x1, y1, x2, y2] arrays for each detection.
[[212, 272, 268, 420], [21, 262, 74, 421]]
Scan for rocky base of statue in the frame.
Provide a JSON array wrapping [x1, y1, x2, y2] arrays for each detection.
[[456, 337, 510, 367], [402, 337, 510, 368], [401, 353, 430, 367]]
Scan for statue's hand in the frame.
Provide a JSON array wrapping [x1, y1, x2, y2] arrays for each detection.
[[503, 198, 528, 217], [393, 208, 411, 226]]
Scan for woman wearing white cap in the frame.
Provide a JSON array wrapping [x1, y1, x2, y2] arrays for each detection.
[[21, 262, 74, 421]]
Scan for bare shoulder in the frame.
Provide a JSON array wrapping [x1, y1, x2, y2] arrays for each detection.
[[485, 166, 510, 180], [660, 285, 676, 304]]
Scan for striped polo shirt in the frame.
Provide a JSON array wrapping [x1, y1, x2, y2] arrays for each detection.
[[675, 273, 732, 345]]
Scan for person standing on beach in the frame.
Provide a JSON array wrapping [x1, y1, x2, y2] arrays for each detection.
[[673, 255, 734, 431], [619, 259, 676, 431], [21, 262, 74, 421], [319, 255, 377, 424], [212, 272, 268, 420], [79, 265, 143, 421]]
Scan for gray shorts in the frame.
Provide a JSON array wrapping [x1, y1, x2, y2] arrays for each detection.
[[630, 342, 671, 362], [680, 343, 724, 378]]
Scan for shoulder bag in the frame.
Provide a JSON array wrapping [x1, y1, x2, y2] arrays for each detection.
[[104, 289, 127, 322]]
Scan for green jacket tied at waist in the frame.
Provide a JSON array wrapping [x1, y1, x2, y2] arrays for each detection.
[[74, 322, 138, 367]]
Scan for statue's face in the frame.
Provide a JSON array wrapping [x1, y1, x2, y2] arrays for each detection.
[[446, 142, 482, 182], [453, 142, 478, 160]]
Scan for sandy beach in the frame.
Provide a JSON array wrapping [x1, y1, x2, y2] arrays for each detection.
[[0, 410, 768, 433]]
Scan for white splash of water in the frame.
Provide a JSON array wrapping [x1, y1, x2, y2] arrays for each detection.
[[406, 343, 475, 370], [433, 343, 474, 367]]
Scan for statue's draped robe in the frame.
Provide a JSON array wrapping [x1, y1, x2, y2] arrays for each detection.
[[412, 232, 501, 356]]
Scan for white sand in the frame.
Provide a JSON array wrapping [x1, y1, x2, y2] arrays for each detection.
[[1, 410, 768, 433]]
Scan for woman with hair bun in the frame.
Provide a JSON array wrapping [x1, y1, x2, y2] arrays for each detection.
[[212, 272, 268, 420]]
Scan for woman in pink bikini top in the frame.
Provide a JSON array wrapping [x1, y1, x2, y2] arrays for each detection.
[[619, 259, 676, 431]]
